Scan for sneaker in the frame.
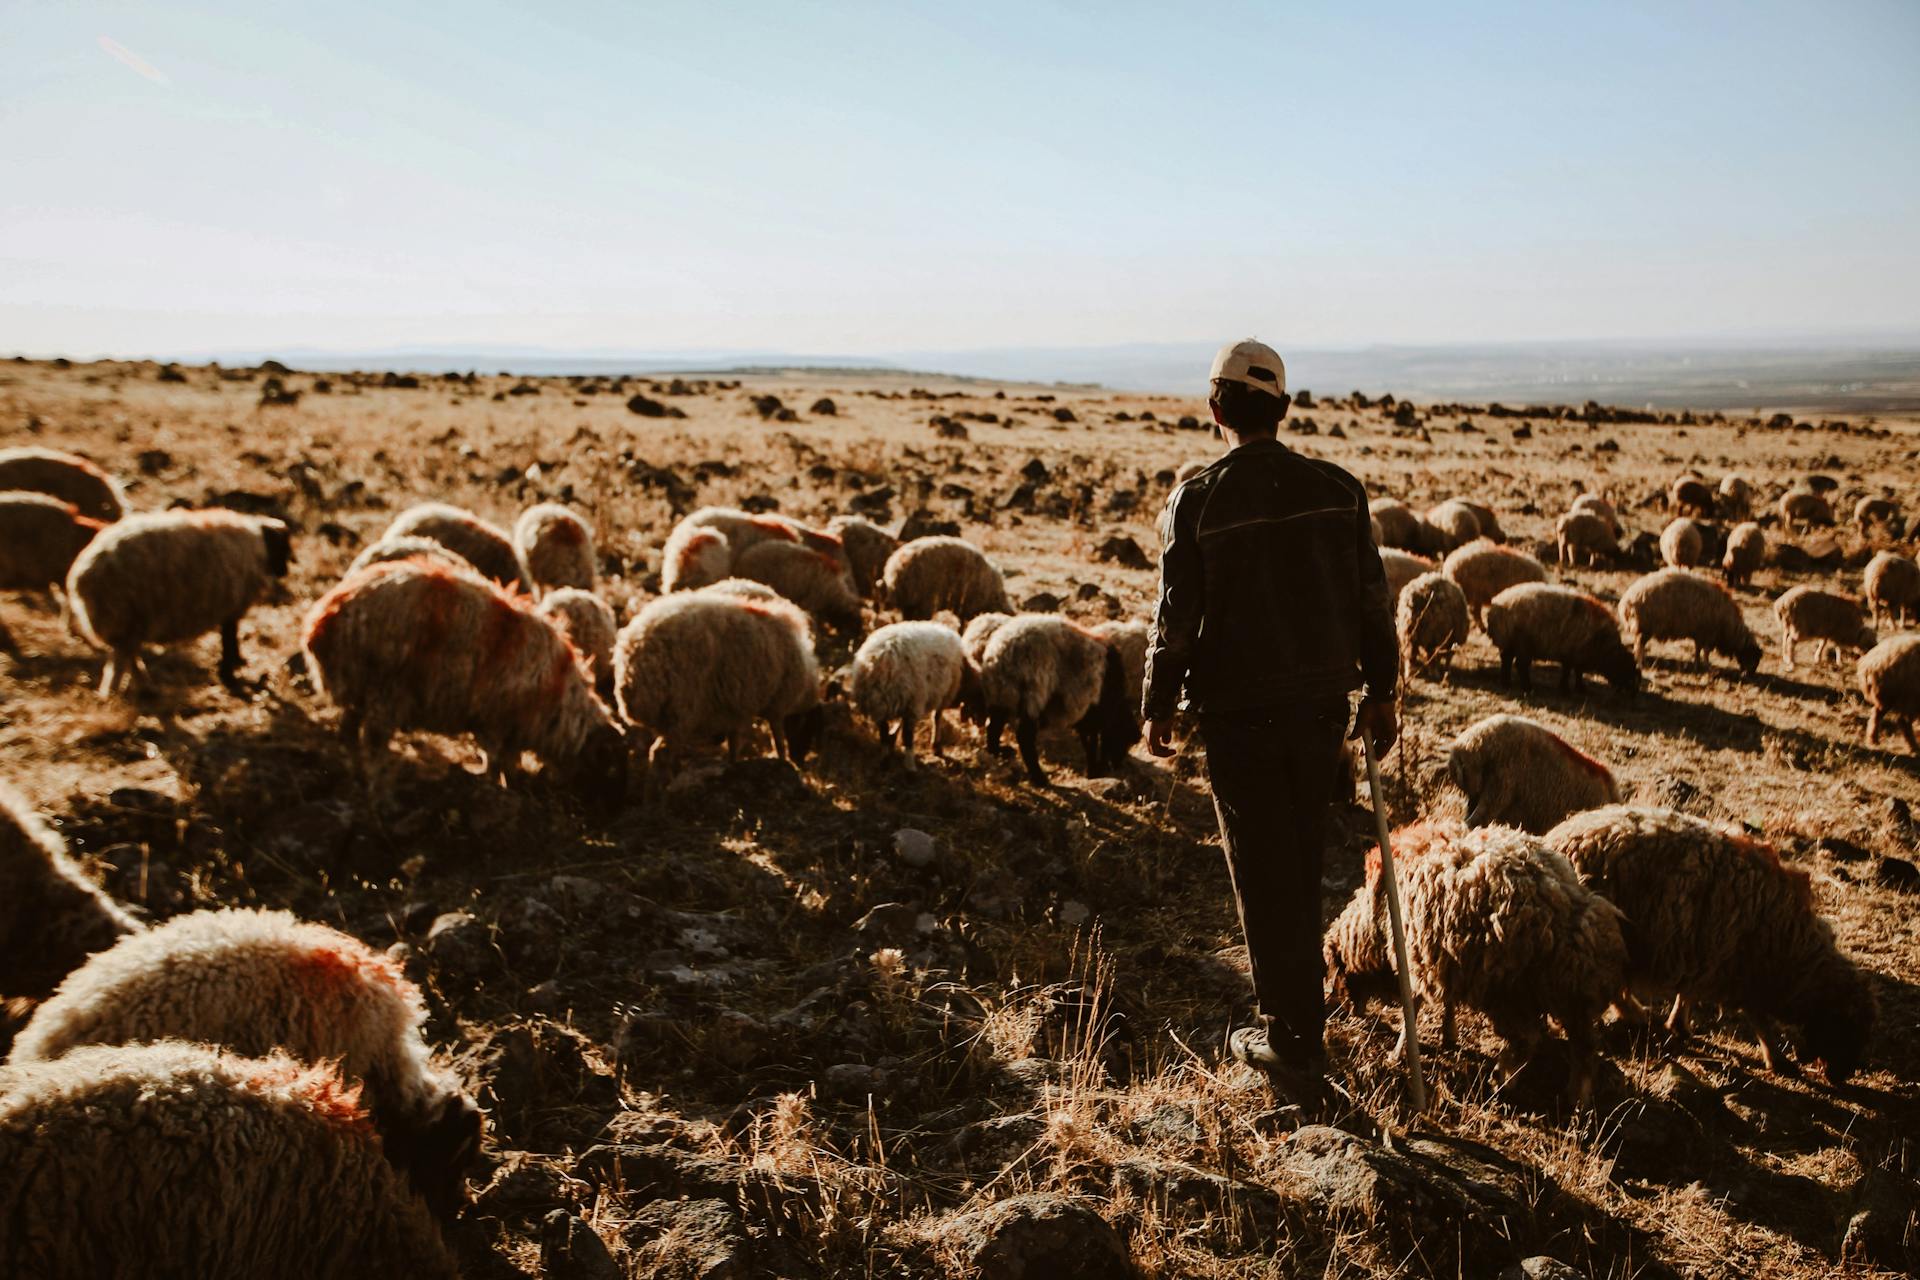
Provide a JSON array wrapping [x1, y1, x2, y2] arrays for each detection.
[[1229, 1026, 1337, 1115]]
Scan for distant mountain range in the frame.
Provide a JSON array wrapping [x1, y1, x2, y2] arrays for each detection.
[[176, 338, 1920, 411]]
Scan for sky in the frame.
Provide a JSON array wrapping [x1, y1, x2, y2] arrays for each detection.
[[2, 0, 1918, 360]]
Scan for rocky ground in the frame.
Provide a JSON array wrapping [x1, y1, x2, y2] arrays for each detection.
[[1, 357, 1916, 1277]]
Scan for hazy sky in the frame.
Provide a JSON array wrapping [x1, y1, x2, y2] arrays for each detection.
[[3, 1, 1918, 358]]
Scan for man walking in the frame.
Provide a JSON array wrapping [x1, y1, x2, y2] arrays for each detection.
[[1142, 338, 1398, 1109]]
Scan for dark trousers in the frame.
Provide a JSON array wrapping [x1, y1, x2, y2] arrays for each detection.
[[1199, 696, 1351, 1066]]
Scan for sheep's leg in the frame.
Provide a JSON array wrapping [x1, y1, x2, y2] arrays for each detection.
[[218, 617, 247, 692], [1781, 633, 1795, 669], [1749, 1014, 1797, 1076], [1902, 714, 1919, 755], [1514, 655, 1533, 692], [1014, 715, 1047, 785], [644, 737, 674, 803], [1664, 994, 1691, 1040], [1866, 707, 1883, 745], [929, 710, 946, 760], [985, 709, 1010, 756], [1441, 1001, 1458, 1049], [1498, 650, 1513, 686], [1559, 661, 1575, 694], [1076, 723, 1103, 777], [0, 616, 15, 657], [772, 718, 792, 762]]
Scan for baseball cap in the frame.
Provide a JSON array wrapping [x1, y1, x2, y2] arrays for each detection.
[[1209, 339, 1288, 400]]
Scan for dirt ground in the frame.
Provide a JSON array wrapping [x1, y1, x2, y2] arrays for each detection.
[[2, 357, 1916, 1277]]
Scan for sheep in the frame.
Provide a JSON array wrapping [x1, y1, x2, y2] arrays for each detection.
[[1174, 460, 1209, 486], [0, 446, 125, 522], [732, 538, 863, 629], [513, 502, 596, 592], [536, 587, 618, 692], [613, 589, 823, 779], [1420, 498, 1483, 553], [8, 907, 483, 1214], [1857, 634, 1920, 752], [1617, 568, 1762, 674], [826, 514, 900, 599], [1396, 571, 1470, 680], [381, 501, 531, 593], [1669, 476, 1715, 518], [662, 508, 850, 594], [345, 535, 471, 577], [1447, 713, 1620, 834], [1380, 548, 1435, 604], [850, 622, 973, 763], [882, 535, 1013, 621], [1772, 585, 1875, 669], [978, 614, 1137, 784], [1778, 488, 1835, 533], [1717, 474, 1754, 521], [1853, 495, 1905, 537], [1543, 805, 1876, 1083], [1864, 550, 1920, 627], [1090, 618, 1150, 716], [1369, 514, 1384, 544], [1459, 501, 1505, 544], [1659, 517, 1707, 569], [1721, 521, 1766, 588], [1484, 582, 1640, 696], [302, 559, 626, 802], [1569, 492, 1622, 539], [1323, 819, 1628, 1102], [703, 576, 787, 606], [1555, 510, 1615, 568], [67, 508, 292, 697], [1442, 539, 1546, 628], [1369, 497, 1423, 550], [0, 782, 142, 1007], [661, 519, 734, 593], [0, 491, 106, 647], [0, 1041, 461, 1278]]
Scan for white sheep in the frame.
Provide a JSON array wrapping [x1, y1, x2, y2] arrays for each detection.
[[1852, 495, 1904, 537], [0, 446, 125, 522], [1369, 497, 1424, 550], [514, 502, 596, 593], [0, 782, 142, 1006], [1447, 713, 1620, 834], [1442, 539, 1546, 628], [732, 538, 863, 629], [1721, 521, 1765, 588], [1778, 488, 1835, 533], [0, 1041, 461, 1277], [1717, 474, 1754, 521], [345, 535, 471, 577], [67, 508, 292, 697], [660, 519, 734, 593], [1772, 585, 1875, 668], [1659, 517, 1706, 569], [825, 515, 900, 599], [381, 501, 531, 593], [1668, 476, 1716, 519], [1555, 510, 1615, 568], [978, 614, 1137, 784], [882, 536, 1013, 621], [1616, 568, 1762, 674], [1397, 571, 1470, 680], [1569, 492, 1621, 539], [535, 586, 618, 693], [850, 621, 973, 764], [1090, 618, 1150, 717], [1857, 634, 1920, 752], [0, 491, 107, 648], [1863, 550, 1920, 627], [1484, 582, 1640, 696], [1379, 548, 1435, 604], [1420, 499, 1483, 553]]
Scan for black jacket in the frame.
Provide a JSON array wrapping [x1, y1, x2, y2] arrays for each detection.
[[1142, 438, 1397, 721]]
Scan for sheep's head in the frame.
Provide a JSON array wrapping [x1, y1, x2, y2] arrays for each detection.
[[1734, 633, 1763, 675], [785, 703, 826, 762], [260, 518, 294, 577], [382, 1090, 486, 1221], [955, 663, 987, 725], [572, 721, 629, 812], [1590, 635, 1642, 699], [1792, 965, 1876, 1085], [1093, 643, 1141, 771]]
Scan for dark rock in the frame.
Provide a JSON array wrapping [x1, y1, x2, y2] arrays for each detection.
[[1875, 856, 1920, 892], [772, 407, 799, 422], [620, 1198, 753, 1279], [821, 1061, 888, 1100], [810, 397, 836, 415], [472, 1151, 582, 1214], [136, 449, 172, 475], [1839, 1167, 1919, 1271], [898, 509, 959, 541], [1176, 415, 1202, 430], [1645, 776, 1702, 813], [1112, 1157, 1280, 1240], [539, 1210, 621, 1280], [157, 364, 188, 382], [575, 1142, 741, 1202], [1498, 1261, 1582, 1280], [1021, 458, 1051, 483], [626, 393, 685, 418], [939, 1193, 1132, 1280], [852, 902, 923, 944], [425, 911, 501, 981], [1601, 1093, 1706, 1183], [751, 394, 783, 418], [462, 1019, 620, 1147], [1815, 835, 1873, 862], [1052, 407, 1078, 423], [1022, 592, 1062, 613], [1512, 423, 1533, 440], [849, 484, 895, 515], [1093, 535, 1152, 571]]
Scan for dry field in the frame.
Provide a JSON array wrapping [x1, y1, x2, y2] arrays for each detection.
[[2, 357, 1917, 1278]]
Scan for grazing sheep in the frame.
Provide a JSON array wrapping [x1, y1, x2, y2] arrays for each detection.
[[1324, 820, 1628, 1102], [1853, 495, 1904, 537], [536, 587, 618, 692], [381, 502, 531, 592], [1380, 548, 1435, 604], [1721, 521, 1766, 588], [1669, 476, 1715, 518], [1659, 517, 1707, 569], [662, 508, 847, 596], [1448, 714, 1620, 834], [1864, 550, 1920, 627], [882, 536, 1013, 621], [0, 492, 106, 647], [979, 614, 1138, 784], [962, 611, 1012, 667], [1484, 582, 1640, 696], [1420, 499, 1483, 553], [1778, 488, 1835, 533], [0, 446, 125, 522], [513, 503, 595, 592], [1569, 492, 1622, 539], [1458, 501, 1505, 544], [67, 508, 292, 697], [1369, 515, 1384, 544], [1544, 806, 1876, 1083], [0, 783, 141, 1006], [303, 559, 626, 802], [1369, 497, 1424, 550], [1442, 539, 1547, 628], [1773, 586, 1875, 668], [850, 621, 972, 763], [1858, 634, 1920, 752], [661, 520, 734, 593], [9, 908, 483, 1215], [826, 515, 900, 599], [1717, 474, 1754, 521], [703, 576, 787, 606], [0, 1042, 460, 1278], [1617, 568, 1762, 674], [1397, 571, 1471, 679], [1555, 510, 1615, 568], [732, 538, 863, 629], [346, 535, 471, 577], [1090, 618, 1150, 716], [613, 589, 823, 777]]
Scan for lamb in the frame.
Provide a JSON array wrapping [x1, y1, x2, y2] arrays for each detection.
[[1616, 568, 1763, 674], [0, 492, 106, 649], [1857, 634, 1920, 752], [1659, 517, 1707, 568], [1717, 474, 1754, 521], [978, 614, 1138, 784], [1447, 714, 1620, 834], [732, 537, 864, 629], [1090, 618, 1150, 716], [1569, 492, 1622, 539], [1669, 476, 1715, 518], [1864, 550, 1920, 627], [381, 501, 531, 592], [1721, 521, 1766, 588], [1778, 488, 1835, 532], [345, 535, 471, 577], [0, 1042, 460, 1278], [613, 589, 823, 778], [513, 502, 596, 592], [1772, 585, 1875, 668], [302, 559, 626, 802], [1380, 548, 1435, 604], [826, 514, 901, 599], [1323, 819, 1628, 1102], [0, 446, 126, 522], [0, 782, 142, 1006], [9, 908, 483, 1215], [1484, 582, 1640, 696], [536, 587, 618, 692], [1420, 498, 1483, 553], [850, 621, 973, 764], [1369, 497, 1423, 550], [1442, 539, 1546, 628], [882, 535, 1013, 621], [1555, 510, 1615, 567], [1397, 571, 1470, 679], [1543, 805, 1876, 1083], [67, 508, 292, 697]]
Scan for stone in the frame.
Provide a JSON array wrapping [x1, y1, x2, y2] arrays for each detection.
[[1498, 1260, 1582, 1280], [1059, 900, 1091, 927], [1839, 1167, 1919, 1271], [822, 1061, 888, 1100], [892, 828, 937, 868], [425, 911, 501, 981], [539, 1210, 621, 1280], [459, 1019, 619, 1147], [1093, 535, 1152, 570], [1874, 856, 1919, 893], [620, 1197, 753, 1279], [939, 1193, 1132, 1279], [1112, 1157, 1280, 1240], [853, 901, 922, 943], [1022, 591, 1062, 613]]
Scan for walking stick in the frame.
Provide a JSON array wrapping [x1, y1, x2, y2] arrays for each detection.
[[1361, 735, 1428, 1113]]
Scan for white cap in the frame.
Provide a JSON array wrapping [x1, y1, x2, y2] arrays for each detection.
[[1208, 338, 1287, 400]]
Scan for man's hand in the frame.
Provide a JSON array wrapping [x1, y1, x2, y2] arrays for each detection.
[[1144, 718, 1178, 758], [1351, 695, 1398, 755]]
